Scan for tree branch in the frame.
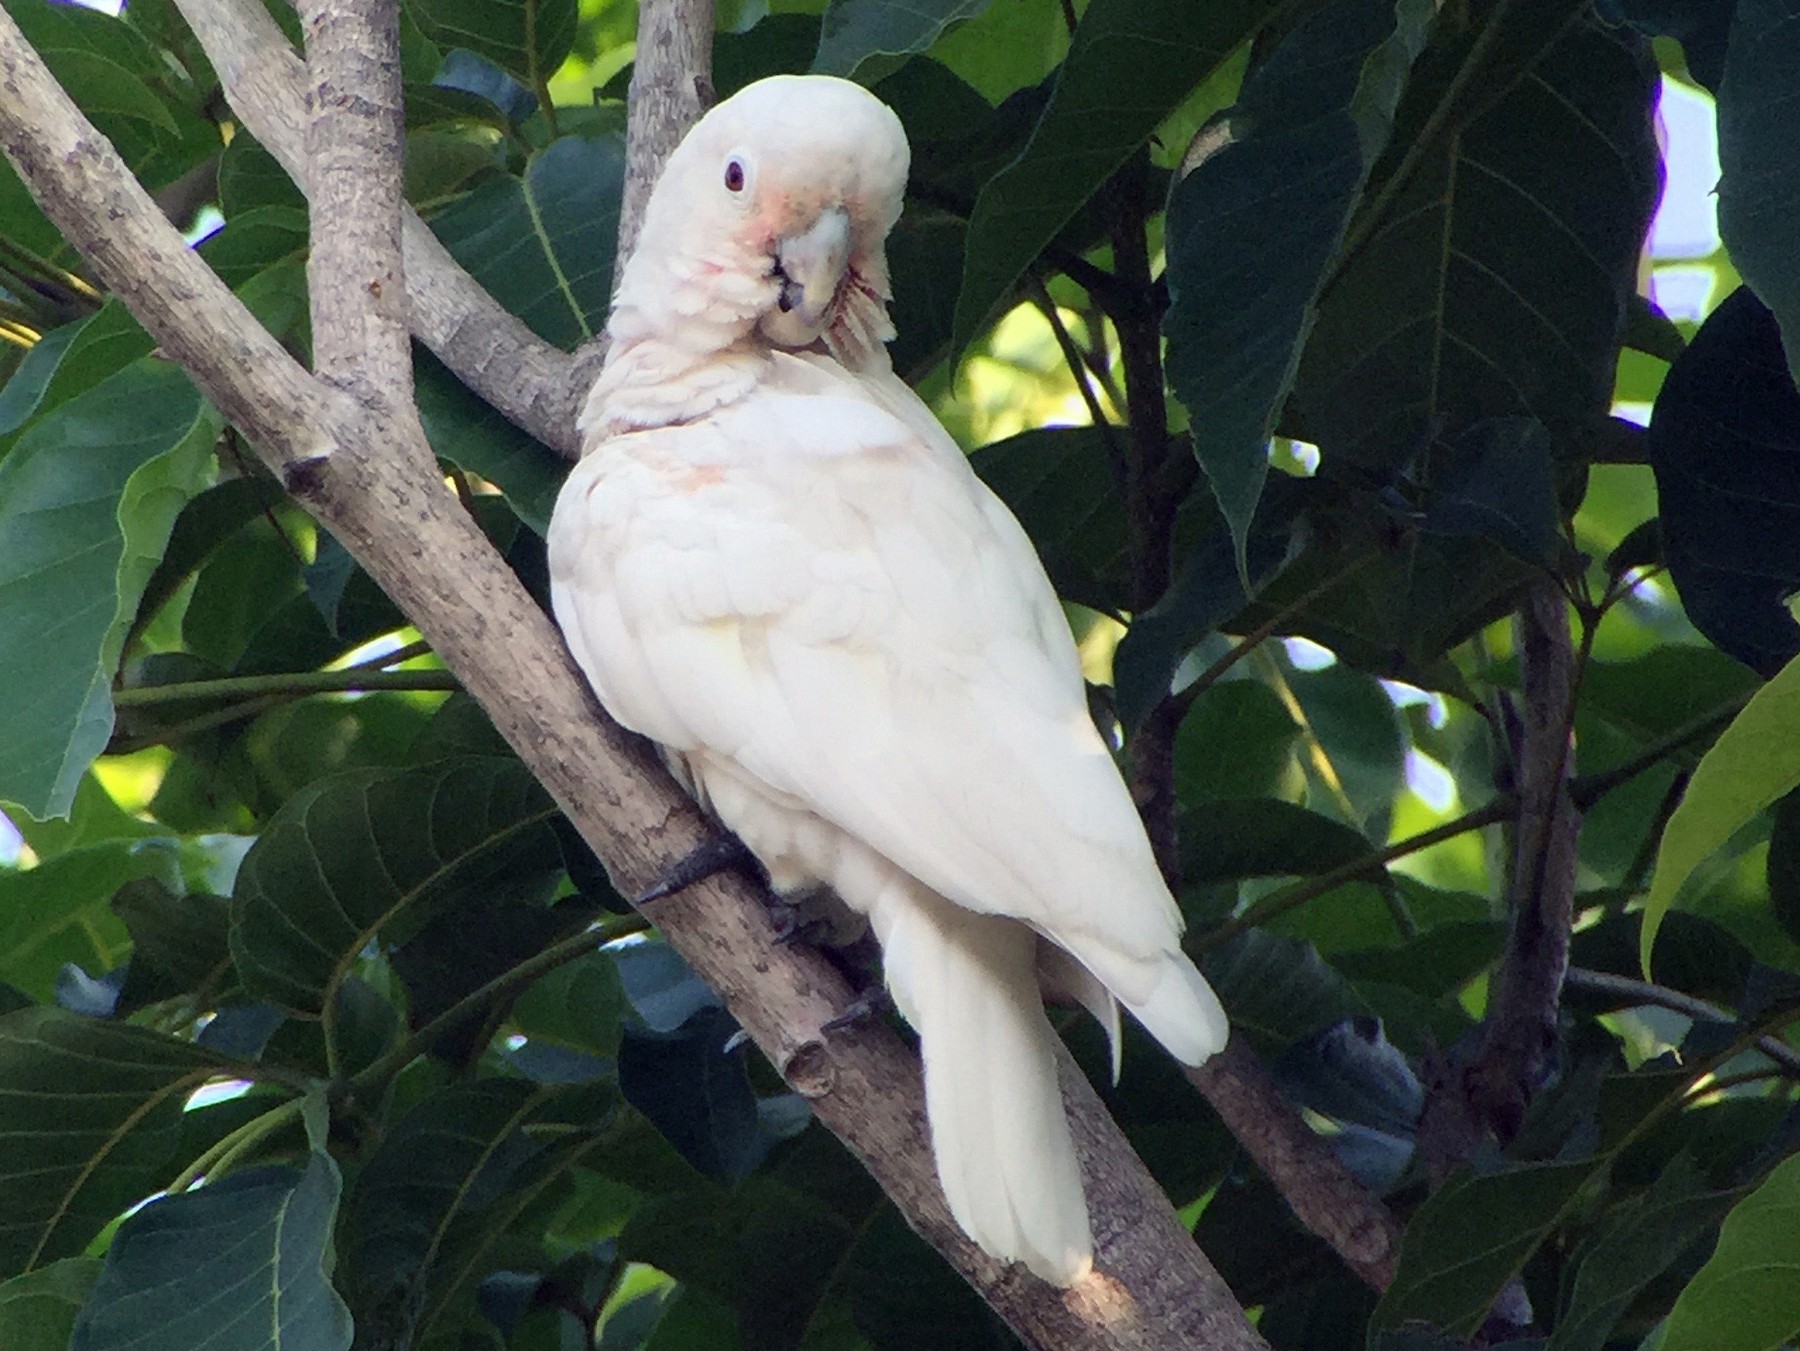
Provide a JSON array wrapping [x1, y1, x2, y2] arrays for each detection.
[[613, 0, 713, 284], [1564, 967, 1800, 1077], [1188, 1039, 1401, 1291], [0, 8, 1269, 1346], [170, 0, 583, 454]]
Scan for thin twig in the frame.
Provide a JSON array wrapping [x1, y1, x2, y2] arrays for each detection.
[[1564, 967, 1800, 1077], [1193, 797, 1517, 953], [1028, 274, 1125, 478], [114, 669, 458, 706]]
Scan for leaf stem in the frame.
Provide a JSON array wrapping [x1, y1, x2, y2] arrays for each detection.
[[1028, 273, 1126, 480], [167, 1094, 306, 1194], [114, 667, 459, 706], [344, 913, 647, 1101]]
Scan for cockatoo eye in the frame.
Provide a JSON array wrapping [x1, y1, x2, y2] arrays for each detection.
[[724, 158, 747, 193]]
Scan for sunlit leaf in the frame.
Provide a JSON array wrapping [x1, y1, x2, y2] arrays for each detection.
[[0, 360, 218, 819], [1659, 1150, 1800, 1351], [1640, 649, 1800, 974]]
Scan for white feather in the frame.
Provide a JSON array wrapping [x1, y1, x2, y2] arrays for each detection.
[[547, 75, 1228, 1287]]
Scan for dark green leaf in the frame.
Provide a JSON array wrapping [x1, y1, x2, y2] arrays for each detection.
[[1203, 930, 1369, 1051], [953, 0, 1269, 353], [0, 1259, 101, 1351], [0, 359, 218, 819], [1606, 0, 1734, 90], [1716, 0, 1800, 386], [1179, 798, 1372, 888], [1332, 920, 1506, 998], [1770, 789, 1800, 948], [217, 133, 305, 216], [813, 0, 989, 78], [1649, 286, 1800, 675], [1273, 1017, 1421, 1190], [131, 477, 280, 648], [429, 134, 623, 349], [1421, 417, 1560, 569], [414, 349, 566, 533], [511, 949, 627, 1061], [1291, 1, 1660, 472], [970, 425, 1127, 611], [1370, 1159, 1595, 1339], [1174, 680, 1301, 803], [1287, 658, 1409, 836], [0, 1007, 226, 1276], [112, 878, 234, 1013], [1165, 0, 1431, 565], [0, 320, 84, 437], [71, 1156, 352, 1351], [1549, 1154, 1739, 1351], [229, 758, 561, 1013], [353, 1079, 618, 1343], [431, 49, 536, 126], [196, 206, 309, 288], [403, 0, 575, 89], [618, 1005, 776, 1183], [621, 1177, 854, 1348], [1658, 1149, 1800, 1351]]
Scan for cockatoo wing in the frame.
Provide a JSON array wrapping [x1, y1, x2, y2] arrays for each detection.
[[550, 354, 1223, 1065]]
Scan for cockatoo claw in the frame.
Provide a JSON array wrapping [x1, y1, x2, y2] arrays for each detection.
[[822, 985, 892, 1035], [633, 832, 754, 906]]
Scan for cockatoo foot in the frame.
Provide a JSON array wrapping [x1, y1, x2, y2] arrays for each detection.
[[633, 832, 755, 906]]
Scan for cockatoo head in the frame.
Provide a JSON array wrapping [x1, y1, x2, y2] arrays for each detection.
[[619, 75, 909, 372]]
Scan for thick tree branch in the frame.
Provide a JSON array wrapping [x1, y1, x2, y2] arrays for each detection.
[[171, 0, 583, 453], [0, 9, 1268, 1347]]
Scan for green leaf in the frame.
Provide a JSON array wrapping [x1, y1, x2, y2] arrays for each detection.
[[813, 0, 989, 78], [621, 1178, 854, 1348], [217, 133, 305, 217], [619, 1005, 786, 1183], [1649, 286, 1800, 676], [10, 302, 154, 438], [1716, 0, 1800, 387], [0, 841, 177, 1000], [1291, 0, 1661, 473], [970, 425, 1127, 612], [1370, 1159, 1594, 1339], [0, 1007, 227, 1277], [1550, 1154, 1740, 1351], [952, 0, 1270, 354], [0, 320, 85, 437], [347, 1079, 619, 1342], [197, 206, 310, 288], [230, 758, 561, 1013], [1420, 418, 1560, 569], [414, 350, 565, 534], [1179, 798, 1371, 888], [1659, 1150, 1800, 1351], [0, 359, 219, 819], [112, 878, 235, 1014], [0, 1259, 101, 1351], [403, 0, 575, 89], [429, 133, 622, 349], [71, 1155, 353, 1351], [1640, 647, 1800, 975], [1164, 0, 1431, 569], [1203, 930, 1369, 1050], [1174, 681, 1300, 803]]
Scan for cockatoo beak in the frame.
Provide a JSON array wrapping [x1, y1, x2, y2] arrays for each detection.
[[763, 206, 852, 344]]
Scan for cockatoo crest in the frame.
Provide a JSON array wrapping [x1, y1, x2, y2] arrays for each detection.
[[588, 76, 908, 437]]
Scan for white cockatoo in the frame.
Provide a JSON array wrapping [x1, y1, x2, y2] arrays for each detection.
[[547, 74, 1228, 1285]]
